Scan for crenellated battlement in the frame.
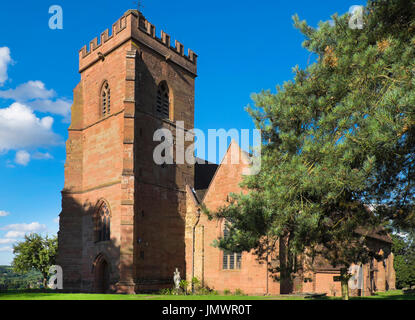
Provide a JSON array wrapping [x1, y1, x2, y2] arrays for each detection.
[[79, 14, 128, 58], [78, 10, 197, 74]]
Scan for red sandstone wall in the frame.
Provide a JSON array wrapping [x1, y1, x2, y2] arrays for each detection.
[[132, 32, 195, 288], [187, 142, 281, 295], [59, 10, 197, 293], [314, 273, 342, 297], [58, 41, 131, 292]]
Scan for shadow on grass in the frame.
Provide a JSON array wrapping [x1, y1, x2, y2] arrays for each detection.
[[354, 294, 415, 300], [310, 290, 415, 301]]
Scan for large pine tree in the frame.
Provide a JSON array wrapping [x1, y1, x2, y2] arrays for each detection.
[[212, 0, 415, 299]]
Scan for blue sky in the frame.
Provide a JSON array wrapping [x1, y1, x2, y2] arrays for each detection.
[[0, 0, 365, 265]]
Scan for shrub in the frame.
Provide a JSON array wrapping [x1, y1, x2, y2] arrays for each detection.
[[234, 288, 245, 296], [191, 277, 201, 292], [180, 280, 189, 295], [159, 288, 174, 295]]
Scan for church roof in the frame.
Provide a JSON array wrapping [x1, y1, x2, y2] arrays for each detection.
[[194, 158, 218, 191], [194, 189, 208, 203], [355, 227, 393, 244]]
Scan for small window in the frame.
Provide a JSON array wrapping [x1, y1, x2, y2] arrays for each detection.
[[101, 81, 111, 117], [96, 202, 111, 242], [156, 81, 170, 119], [223, 252, 242, 270], [222, 226, 242, 270]]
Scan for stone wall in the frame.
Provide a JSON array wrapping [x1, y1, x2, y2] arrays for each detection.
[[58, 10, 197, 293], [186, 142, 281, 295]]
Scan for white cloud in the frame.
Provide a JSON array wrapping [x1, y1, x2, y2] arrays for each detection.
[[27, 98, 72, 117], [1, 222, 47, 239], [0, 247, 12, 252], [11, 151, 53, 167], [0, 238, 16, 245], [0, 102, 61, 152], [0, 81, 55, 101], [5, 160, 15, 168], [15, 150, 30, 166], [53, 217, 60, 224], [0, 81, 72, 118], [0, 47, 12, 86], [0, 210, 10, 217], [0, 48, 65, 165], [0, 49, 72, 119], [4, 231, 25, 238], [32, 152, 53, 160]]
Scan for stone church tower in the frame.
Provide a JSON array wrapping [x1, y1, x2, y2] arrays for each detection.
[[57, 10, 197, 293]]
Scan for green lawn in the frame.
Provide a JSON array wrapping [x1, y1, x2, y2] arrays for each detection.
[[353, 290, 415, 300], [0, 290, 413, 300], [0, 293, 304, 300]]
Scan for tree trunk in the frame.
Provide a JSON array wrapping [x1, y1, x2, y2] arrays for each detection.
[[42, 273, 48, 289], [340, 268, 350, 300], [341, 280, 349, 300]]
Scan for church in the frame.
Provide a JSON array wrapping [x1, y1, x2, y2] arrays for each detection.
[[57, 9, 396, 296]]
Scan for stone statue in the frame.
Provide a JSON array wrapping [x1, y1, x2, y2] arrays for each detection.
[[173, 268, 181, 291]]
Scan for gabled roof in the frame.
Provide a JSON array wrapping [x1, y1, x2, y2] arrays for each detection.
[[355, 227, 393, 244], [194, 189, 208, 203], [194, 158, 218, 191], [196, 140, 251, 205]]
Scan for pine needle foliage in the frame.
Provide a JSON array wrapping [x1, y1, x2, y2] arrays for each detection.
[[212, 0, 415, 287]]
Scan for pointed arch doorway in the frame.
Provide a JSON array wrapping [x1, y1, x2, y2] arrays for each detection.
[[94, 254, 110, 293]]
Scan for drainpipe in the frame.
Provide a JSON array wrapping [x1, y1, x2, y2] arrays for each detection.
[[266, 250, 269, 295], [201, 225, 205, 287], [192, 208, 201, 293]]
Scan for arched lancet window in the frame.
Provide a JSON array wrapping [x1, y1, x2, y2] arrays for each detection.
[[156, 81, 170, 119], [101, 81, 111, 117], [222, 224, 242, 270], [96, 201, 111, 242]]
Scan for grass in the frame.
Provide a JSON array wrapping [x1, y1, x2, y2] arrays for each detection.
[[0, 290, 413, 300], [306, 290, 415, 301], [0, 292, 305, 300], [353, 290, 415, 300]]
